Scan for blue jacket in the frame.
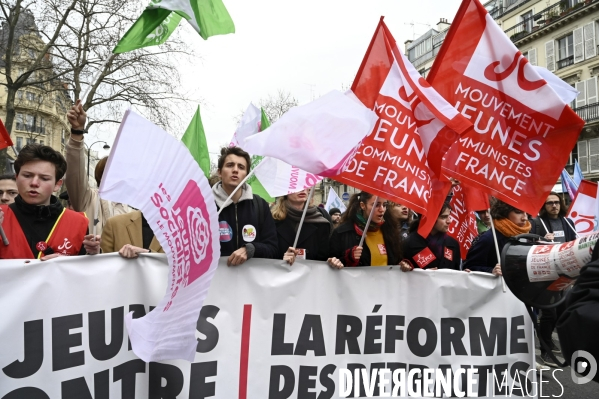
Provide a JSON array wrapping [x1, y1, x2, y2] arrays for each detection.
[[462, 229, 508, 273]]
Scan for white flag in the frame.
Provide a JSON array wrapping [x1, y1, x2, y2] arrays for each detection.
[[253, 157, 322, 198], [324, 187, 347, 213], [229, 103, 261, 148], [99, 110, 220, 362], [243, 90, 378, 177], [567, 180, 599, 234]]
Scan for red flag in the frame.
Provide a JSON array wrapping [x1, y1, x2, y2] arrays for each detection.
[[428, 0, 585, 216], [0, 119, 14, 150], [335, 18, 471, 216], [448, 185, 489, 259]]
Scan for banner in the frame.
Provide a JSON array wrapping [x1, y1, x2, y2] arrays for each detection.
[[99, 110, 220, 362], [447, 185, 480, 259], [253, 157, 322, 198], [325, 187, 347, 213], [0, 255, 537, 398], [567, 179, 599, 234], [428, 0, 585, 217]]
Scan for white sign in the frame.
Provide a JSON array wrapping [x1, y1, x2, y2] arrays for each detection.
[[325, 187, 347, 213], [0, 255, 537, 398]]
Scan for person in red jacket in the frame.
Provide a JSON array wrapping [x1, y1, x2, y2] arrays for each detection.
[[0, 144, 100, 259]]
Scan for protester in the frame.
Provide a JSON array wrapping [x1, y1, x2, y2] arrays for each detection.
[[271, 188, 342, 268], [0, 174, 18, 204], [462, 199, 531, 275], [476, 209, 491, 235], [0, 144, 100, 259], [531, 192, 575, 367], [531, 192, 576, 243], [389, 202, 411, 239], [401, 202, 461, 271], [101, 211, 163, 258], [328, 207, 342, 228], [213, 146, 278, 266], [65, 100, 131, 236], [329, 192, 405, 267]]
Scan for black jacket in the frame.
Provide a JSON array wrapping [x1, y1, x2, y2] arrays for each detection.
[[531, 216, 577, 242], [402, 232, 461, 270], [275, 213, 332, 261], [215, 191, 278, 259], [462, 229, 508, 273], [329, 222, 400, 266]]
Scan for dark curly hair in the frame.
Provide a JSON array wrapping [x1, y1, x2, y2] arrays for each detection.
[[14, 144, 67, 181], [490, 199, 523, 220], [217, 146, 251, 172]]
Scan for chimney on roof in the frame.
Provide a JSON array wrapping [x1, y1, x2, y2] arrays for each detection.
[[404, 39, 413, 55], [437, 18, 450, 32]]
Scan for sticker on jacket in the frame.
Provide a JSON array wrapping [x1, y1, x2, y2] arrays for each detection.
[[553, 230, 565, 238], [296, 248, 306, 260], [242, 225, 256, 242], [219, 221, 233, 242], [414, 247, 436, 268], [377, 244, 387, 255], [444, 247, 453, 261]]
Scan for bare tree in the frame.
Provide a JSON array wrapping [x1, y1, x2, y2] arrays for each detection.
[[259, 89, 298, 123], [0, 0, 196, 171]]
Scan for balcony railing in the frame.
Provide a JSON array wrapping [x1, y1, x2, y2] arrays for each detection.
[[504, 0, 596, 42], [15, 122, 46, 134], [574, 102, 599, 123], [557, 55, 574, 69], [489, 0, 535, 19]]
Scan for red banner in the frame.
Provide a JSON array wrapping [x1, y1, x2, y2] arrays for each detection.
[[448, 185, 485, 259], [427, 0, 584, 216], [335, 18, 471, 216]]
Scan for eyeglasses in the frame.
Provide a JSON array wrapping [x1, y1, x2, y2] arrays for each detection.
[[545, 201, 560, 206]]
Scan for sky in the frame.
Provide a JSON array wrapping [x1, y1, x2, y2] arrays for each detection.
[[91, 0, 464, 160]]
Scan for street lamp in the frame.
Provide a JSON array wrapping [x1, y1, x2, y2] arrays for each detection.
[[87, 141, 111, 182]]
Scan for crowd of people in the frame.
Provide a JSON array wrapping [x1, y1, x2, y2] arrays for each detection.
[[0, 102, 581, 369]]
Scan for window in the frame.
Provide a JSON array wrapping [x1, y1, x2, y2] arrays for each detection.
[[26, 92, 35, 101], [558, 34, 574, 60], [522, 48, 537, 66], [16, 137, 23, 151], [16, 90, 23, 100], [521, 11, 533, 33], [15, 113, 24, 130], [26, 138, 36, 145]]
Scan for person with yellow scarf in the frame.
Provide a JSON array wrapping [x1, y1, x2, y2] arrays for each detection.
[[462, 199, 531, 275]]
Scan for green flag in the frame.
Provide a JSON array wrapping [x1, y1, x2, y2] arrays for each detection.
[[114, 0, 234, 53], [247, 109, 275, 202], [181, 106, 211, 178], [113, 9, 182, 54]]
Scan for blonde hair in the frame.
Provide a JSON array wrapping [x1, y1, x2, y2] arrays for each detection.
[[271, 196, 288, 221]]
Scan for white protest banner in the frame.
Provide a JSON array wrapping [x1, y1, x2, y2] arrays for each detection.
[[324, 187, 347, 213], [253, 156, 323, 198], [567, 179, 599, 234], [0, 255, 537, 398], [99, 110, 220, 362]]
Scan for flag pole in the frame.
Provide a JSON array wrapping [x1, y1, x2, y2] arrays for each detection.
[[563, 217, 580, 238], [217, 158, 264, 215], [292, 186, 316, 249], [488, 209, 507, 293], [358, 196, 378, 248], [538, 217, 554, 242], [80, 55, 116, 104]]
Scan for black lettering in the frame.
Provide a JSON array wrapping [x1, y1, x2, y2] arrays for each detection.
[[364, 315, 383, 354], [197, 305, 220, 353], [441, 318, 467, 356], [52, 314, 84, 371], [1, 387, 50, 399], [335, 315, 362, 355], [113, 359, 146, 397], [436, 365, 456, 398], [384, 315, 404, 353], [491, 363, 509, 395], [294, 315, 325, 356], [469, 317, 507, 356], [370, 362, 385, 397], [318, 364, 336, 399], [268, 365, 295, 399], [386, 362, 407, 395], [510, 316, 528, 354], [61, 369, 109, 399], [2, 319, 43, 378], [149, 362, 184, 399], [346, 363, 366, 398], [189, 361, 217, 399], [89, 307, 124, 361], [271, 314, 293, 356], [297, 366, 317, 399], [406, 317, 437, 357], [475, 364, 494, 397]]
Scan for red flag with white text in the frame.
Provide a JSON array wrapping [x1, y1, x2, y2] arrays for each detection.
[[448, 185, 489, 259], [428, 0, 584, 216], [335, 18, 472, 217]]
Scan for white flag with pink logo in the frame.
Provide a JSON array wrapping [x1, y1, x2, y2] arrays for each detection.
[[99, 110, 220, 362], [253, 157, 323, 197]]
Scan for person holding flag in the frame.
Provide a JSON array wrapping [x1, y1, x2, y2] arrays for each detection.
[[400, 203, 461, 271], [213, 146, 278, 266], [531, 193, 576, 243], [329, 192, 405, 267]]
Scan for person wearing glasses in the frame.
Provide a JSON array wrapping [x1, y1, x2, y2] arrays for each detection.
[[329, 192, 406, 267], [530, 192, 575, 367], [0, 174, 18, 204], [531, 192, 576, 243]]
